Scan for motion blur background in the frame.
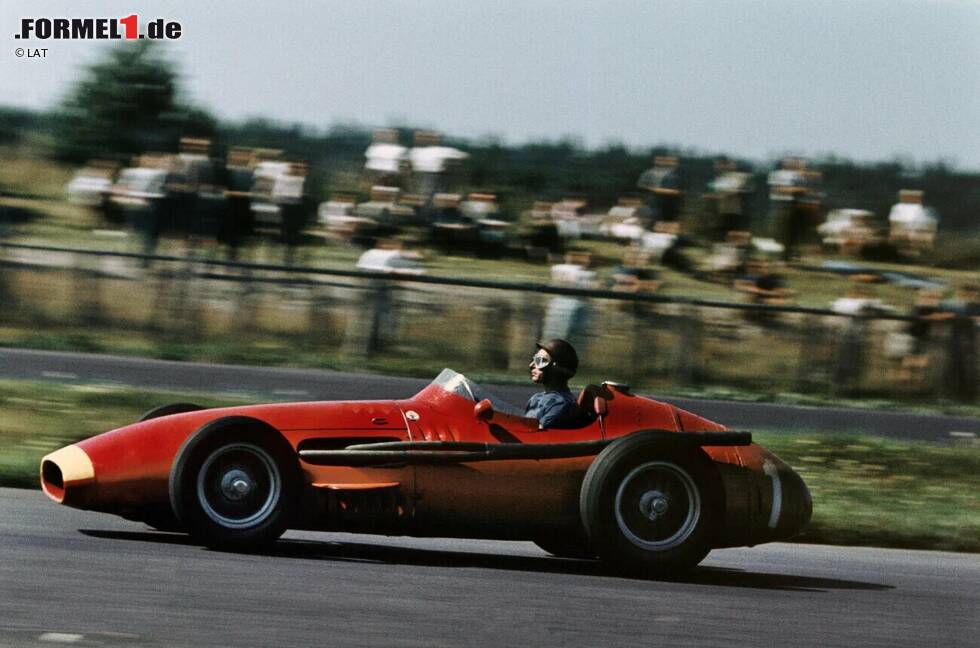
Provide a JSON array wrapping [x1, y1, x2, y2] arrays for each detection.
[[0, 0, 977, 406]]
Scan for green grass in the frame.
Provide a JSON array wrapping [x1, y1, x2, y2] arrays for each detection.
[[0, 381, 252, 489], [758, 431, 980, 552], [0, 148, 78, 200], [2, 379, 976, 552]]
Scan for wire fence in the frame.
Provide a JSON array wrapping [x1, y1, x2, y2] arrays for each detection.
[[0, 241, 976, 403]]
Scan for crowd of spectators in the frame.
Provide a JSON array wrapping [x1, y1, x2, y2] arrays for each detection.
[[64, 132, 959, 320], [51, 130, 979, 400]]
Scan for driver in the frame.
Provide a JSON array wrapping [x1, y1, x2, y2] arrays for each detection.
[[525, 338, 580, 429]]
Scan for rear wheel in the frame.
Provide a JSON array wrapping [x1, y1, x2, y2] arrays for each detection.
[[580, 433, 718, 576], [169, 417, 299, 550], [533, 529, 596, 560]]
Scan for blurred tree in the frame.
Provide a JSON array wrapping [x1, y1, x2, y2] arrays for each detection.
[[0, 107, 36, 147], [53, 41, 214, 163]]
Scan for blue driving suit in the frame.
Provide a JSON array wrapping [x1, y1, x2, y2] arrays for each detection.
[[524, 388, 578, 429]]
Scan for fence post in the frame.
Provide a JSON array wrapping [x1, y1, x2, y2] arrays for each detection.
[[0, 240, 11, 321], [796, 315, 830, 392], [831, 315, 867, 396], [168, 258, 204, 342], [306, 284, 328, 351], [672, 305, 703, 386], [626, 300, 654, 385], [343, 278, 397, 358], [71, 253, 104, 325], [232, 270, 260, 337], [942, 316, 978, 403], [476, 298, 512, 370]]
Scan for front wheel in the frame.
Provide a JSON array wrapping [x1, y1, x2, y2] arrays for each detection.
[[580, 433, 719, 576], [169, 417, 299, 550], [139, 402, 203, 422]]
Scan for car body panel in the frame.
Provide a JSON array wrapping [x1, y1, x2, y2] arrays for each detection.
[[41, 370, 811, 549]]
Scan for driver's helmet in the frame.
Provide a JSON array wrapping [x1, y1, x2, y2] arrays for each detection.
[[535, 338, 578, 378]]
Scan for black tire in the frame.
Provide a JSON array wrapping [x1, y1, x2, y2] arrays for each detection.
[[533, 530, 597, 560], [139, 402, 204, 422], [580, 433, 719, 576], [142, 507, 185, 533], [169, 416, 299, 550]]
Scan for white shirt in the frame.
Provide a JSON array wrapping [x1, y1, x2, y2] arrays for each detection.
[[365, 143, 407, 173], [409, 146, 468, 173]]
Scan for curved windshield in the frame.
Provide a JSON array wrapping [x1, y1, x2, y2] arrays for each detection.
[[429, 368, 524, 416]]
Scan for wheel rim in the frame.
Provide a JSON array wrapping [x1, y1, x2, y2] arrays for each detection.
[[196, 443, 281, 529], [614, 461, 700, 551]]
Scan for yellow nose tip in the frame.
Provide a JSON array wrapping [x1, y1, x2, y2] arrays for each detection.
[[40, 444, 95, 503]]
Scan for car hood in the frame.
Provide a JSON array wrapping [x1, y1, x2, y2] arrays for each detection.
[[193, 400, 409, 433]]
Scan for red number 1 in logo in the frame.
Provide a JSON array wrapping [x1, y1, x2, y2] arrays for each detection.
[[120, 14, 138, 39]]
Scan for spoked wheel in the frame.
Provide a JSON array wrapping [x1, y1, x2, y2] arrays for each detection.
[[581, 433, 719, 576], [169, 417, 299, 550], [613, 461, 701, 553], [196, 443, 282, 531]]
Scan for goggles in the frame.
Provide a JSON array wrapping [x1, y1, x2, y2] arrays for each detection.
[[530, 352, 552, 369]]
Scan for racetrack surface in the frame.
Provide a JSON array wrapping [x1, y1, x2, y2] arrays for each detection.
[[1, 488, 976, 648], [1, 348, 977, 442]]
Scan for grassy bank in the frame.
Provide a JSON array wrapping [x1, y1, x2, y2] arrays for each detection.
[[2, 380, 976, 552], [753, 431, 979, 552], [0, 381, 251, 490]]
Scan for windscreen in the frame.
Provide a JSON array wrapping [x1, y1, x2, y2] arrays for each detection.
[[429, 368, 523, 416]]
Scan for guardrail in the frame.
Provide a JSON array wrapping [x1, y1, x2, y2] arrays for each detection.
[[0, 241, 921, 320], [0, 241, 974, 402]]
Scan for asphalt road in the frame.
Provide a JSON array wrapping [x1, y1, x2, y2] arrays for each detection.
[[1, 348, 977, 442], [1, 488, 976, 648]]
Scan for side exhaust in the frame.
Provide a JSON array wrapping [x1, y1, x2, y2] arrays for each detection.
[[40, 445, 95, 504]]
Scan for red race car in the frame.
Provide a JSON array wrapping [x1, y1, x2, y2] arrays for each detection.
[[41, 369, 811, 575]]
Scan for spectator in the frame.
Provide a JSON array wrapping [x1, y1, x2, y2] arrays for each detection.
[[734, 258, 794, 319], [889, 190, 938, 252], [168, 137, 216, 236], [219, 147, 256, 261], [364, 128, 407, 188], [704, 158, 754, 241], [830, 280, 892, 316], [409, 130, 468, 197], [636, 155, 683, 228], [274, 160, 308, 264], [828, 280, 890, 395], [428, 193, 476, 249], [943, 283, 979, 401], [767, 157, 817, 261], [611, 246, 661, 295], [886, 288, 948, 391]]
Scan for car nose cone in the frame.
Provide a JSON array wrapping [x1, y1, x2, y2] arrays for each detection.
[[40, 445, 95, 504]]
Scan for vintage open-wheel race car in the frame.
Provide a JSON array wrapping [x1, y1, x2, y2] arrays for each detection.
[[41, 369, 811, 575]]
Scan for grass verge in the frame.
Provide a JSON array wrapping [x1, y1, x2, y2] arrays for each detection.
[[754, 431, 979, 553], [1, 379, 976, 552]]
